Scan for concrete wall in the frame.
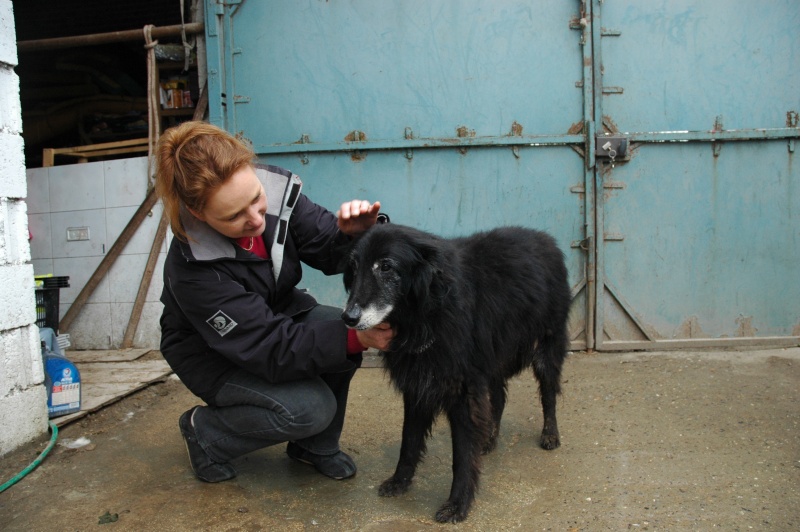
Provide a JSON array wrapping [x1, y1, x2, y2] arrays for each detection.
[[27, 156, 166, 350], [0, 0, 49, 457]]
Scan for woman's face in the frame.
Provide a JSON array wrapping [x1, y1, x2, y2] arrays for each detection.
[[190, 165, 267, 239]]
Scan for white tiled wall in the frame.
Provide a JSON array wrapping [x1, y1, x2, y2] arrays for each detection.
[[26, 156, 166, 349]]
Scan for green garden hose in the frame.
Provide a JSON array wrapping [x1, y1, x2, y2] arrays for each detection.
[[0, 421, 58, 493]]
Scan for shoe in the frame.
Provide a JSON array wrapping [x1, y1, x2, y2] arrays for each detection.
[[286, 442, 357, 480], [179, 407, 237, 483]]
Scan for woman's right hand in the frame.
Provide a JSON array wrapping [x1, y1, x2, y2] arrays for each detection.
[[355, 322, 395, 351], [336, 200, 381, 236]]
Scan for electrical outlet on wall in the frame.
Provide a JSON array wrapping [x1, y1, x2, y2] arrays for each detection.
[[66, 227, 90, 241]]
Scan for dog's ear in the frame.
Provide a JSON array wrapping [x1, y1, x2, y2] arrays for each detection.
[[342, 258, 353, 292], [337, 232, 365, 290], [393, 237, 444, 352], [340, 243, 357, 291], [405, 235, 447, 312], [407, 254, 435, 306]]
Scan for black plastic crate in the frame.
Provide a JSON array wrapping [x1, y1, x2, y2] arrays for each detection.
[[35, 288, 61, 332], [38, 276, 70, 289]]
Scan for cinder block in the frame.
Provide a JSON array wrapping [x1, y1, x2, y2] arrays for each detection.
[[0, 325, 44, 392], [0, 0, 18, 67], [23, 324, 43, 384], [0, 132, 25, 197], [0, 262, 36, 329], [0, 201, 6, 264], [0, 66, 21, 133], [9, 198, 31, 264], [0, 385, 49, 457], [0, 198, 31, 264]]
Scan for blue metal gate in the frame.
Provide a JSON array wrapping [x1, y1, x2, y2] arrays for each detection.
[[204, 0, 800, 350], [591, 0, 800, 349]]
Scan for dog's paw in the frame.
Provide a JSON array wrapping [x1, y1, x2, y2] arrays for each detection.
[[435, 500, 469, 523], [540, 431, 561, 450], [378, 476, 411, 497]]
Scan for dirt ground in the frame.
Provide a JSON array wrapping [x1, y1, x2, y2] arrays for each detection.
[[1, 348, 798, 531]]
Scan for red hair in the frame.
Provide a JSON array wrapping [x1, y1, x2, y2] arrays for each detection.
[[155, 121, 255, 241]]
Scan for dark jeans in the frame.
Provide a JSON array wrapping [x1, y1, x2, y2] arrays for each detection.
[[191, 305, 362, 464]]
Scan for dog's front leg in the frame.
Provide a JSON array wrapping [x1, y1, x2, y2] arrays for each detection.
[[435, 398, 487, 523], [378, 393, 434, 497]]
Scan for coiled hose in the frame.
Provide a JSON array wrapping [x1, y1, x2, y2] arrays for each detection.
[[0, 421, 59, 493]]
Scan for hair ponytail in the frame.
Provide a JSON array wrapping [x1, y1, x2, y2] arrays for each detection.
[[155, 121, 255, 241]]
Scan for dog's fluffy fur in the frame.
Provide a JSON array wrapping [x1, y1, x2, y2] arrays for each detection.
[[342, 224, 571, 523]]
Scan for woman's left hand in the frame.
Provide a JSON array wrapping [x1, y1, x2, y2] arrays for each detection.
[[356, 322, 395, 351], [337, 200, 381, 236]]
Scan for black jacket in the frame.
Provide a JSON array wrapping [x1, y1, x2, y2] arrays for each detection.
[[159, 165, 354, 404]]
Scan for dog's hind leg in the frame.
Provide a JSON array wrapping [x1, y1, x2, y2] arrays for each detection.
[[378, 394, 435, 498], [483, 380, 507, 454], [533, 334, 566, 450]]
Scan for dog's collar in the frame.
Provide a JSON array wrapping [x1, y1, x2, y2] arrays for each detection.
[[411, 338, 435, 353]]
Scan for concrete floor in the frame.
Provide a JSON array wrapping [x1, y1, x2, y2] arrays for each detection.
[[1, 348, 798, 531]]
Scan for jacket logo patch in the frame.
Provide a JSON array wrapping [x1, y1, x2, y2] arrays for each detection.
[[206, 310, 237, 337]]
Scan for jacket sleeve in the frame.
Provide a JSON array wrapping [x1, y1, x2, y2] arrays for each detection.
[[164, 259, 353, 383], [288, 194, 352, 275]]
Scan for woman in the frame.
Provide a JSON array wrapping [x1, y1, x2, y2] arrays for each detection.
[[155, 121, 393, 483]]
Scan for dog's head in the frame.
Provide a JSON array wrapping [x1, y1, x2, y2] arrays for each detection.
[[342, 224, 447, 350]]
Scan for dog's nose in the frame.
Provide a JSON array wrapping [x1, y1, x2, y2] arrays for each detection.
[[341, 305, 362, 328]]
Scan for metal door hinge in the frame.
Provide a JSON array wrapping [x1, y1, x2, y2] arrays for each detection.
[[603, 232, 625, 242]]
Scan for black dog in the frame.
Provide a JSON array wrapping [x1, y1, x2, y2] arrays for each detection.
[[342, 223, 571, 523]]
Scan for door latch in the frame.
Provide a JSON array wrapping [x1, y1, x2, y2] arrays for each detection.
[[595, 135, 629, 162]]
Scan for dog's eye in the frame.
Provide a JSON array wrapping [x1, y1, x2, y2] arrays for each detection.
[[373, 260, 392, 273]]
